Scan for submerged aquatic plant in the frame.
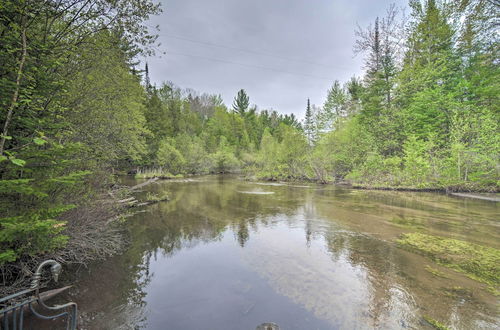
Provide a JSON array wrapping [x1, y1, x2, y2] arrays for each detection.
[[423, 316, 450, 330], [424, 265, 449, 279], [398, 233, 500, 294]]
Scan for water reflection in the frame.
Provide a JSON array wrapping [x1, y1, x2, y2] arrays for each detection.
[[67, 176, 498, 329]]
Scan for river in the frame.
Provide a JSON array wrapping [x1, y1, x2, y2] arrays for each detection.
[[58, 176, 499, 329]]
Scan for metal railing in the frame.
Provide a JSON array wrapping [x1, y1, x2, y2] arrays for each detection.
[[0, 260, 77, 329]]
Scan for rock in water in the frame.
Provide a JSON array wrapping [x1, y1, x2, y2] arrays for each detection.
[[256, 322, 280, 330]]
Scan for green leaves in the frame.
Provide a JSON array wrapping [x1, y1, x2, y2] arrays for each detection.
[[33, 137, 46, 145], [2, 150, 27, 166], [10, 158, 26, 166]]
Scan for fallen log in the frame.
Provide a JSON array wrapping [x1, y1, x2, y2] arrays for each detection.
[[129, 178, 158, 191], [450, 192, 500, 202], [117, 197, 136, 203]]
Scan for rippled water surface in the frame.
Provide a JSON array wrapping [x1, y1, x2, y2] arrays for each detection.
[[64, 176, 498, 329]]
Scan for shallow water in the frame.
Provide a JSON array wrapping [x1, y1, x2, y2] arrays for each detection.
[[63, 176, 498, 329]]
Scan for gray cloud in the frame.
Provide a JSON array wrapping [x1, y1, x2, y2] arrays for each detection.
[[147, 0, 407, 118]]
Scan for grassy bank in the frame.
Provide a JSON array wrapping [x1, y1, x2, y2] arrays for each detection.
[[134, 168, 184, 180]]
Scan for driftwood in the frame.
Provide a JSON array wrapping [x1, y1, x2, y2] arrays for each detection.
[[450, 193, 500, 202], [117, 197, 135, 203], [0, 286, 72, 320], [129, 178, 158, 191]]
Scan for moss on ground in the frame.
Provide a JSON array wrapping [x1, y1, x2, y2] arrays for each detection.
[[398, 233, 500, 294]]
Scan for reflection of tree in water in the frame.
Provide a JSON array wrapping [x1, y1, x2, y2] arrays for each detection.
[[302, 195, 317, 248], [236, 220, 250, 247], [127, 178, 308, 257]]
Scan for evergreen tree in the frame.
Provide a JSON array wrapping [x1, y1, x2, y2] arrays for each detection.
[[304, 99, 314, 144], [321, 80, 347, 131], [232, 89, 250, 115], [355, 5, 405, 155], [144, 62, 152, 92], [345, 76, 363, 115], [397, 0, 459, 142]]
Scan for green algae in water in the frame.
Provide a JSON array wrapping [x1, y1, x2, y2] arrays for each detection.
[[424, 265, 449, 279], [390, 217, 425, 230], [398, 233, 500, 292], [423, 316, 450, 330]]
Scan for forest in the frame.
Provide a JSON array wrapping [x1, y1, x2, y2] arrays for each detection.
[[0, 0, 498, 290]]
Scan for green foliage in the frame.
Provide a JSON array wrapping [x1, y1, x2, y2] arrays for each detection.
[[316, 0, 499, 191], [156, 138, 186, 175], [0, 0, 159, 265], [174, 134, 211, 174], [312, 117, 374, 181], [65, 32, 149, 164], [139, 83, 307, 178], [0, 208, 71, 264], [401, 136, 433, 187], [210, 137, 240, 173], [253, 125, 308, 180], [319, 81, 347, 132]]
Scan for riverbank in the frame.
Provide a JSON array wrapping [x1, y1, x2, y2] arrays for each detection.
[[245, 174, 499, 199], [449, 192, 500, 202], [348, 184, 499, 200], [0, 177, 162, 296]]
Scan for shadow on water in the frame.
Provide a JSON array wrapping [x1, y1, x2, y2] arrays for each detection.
[[55, 175, 498, 329]]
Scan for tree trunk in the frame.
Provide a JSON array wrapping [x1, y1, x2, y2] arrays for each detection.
[[0, 15, 27, 156]]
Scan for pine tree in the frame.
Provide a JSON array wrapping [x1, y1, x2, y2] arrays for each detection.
[[144, 62, 151, 92], [304, 99, 314, 145], [232, 89, 249, 116], [354, 5, 404, 155], [355, 5, 402, 119], [345, 76, 363, 115], [321, 80, 347, 131], [398, 0, 459, 142]]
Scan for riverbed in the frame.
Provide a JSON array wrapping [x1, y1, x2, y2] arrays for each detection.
[[60, 176, 499, 329]]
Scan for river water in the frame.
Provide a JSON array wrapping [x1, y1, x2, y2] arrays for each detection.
[[64, 176, 498, 329]]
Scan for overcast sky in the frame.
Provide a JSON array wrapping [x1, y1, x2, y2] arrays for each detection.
[[146, 0, 408, 119]]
